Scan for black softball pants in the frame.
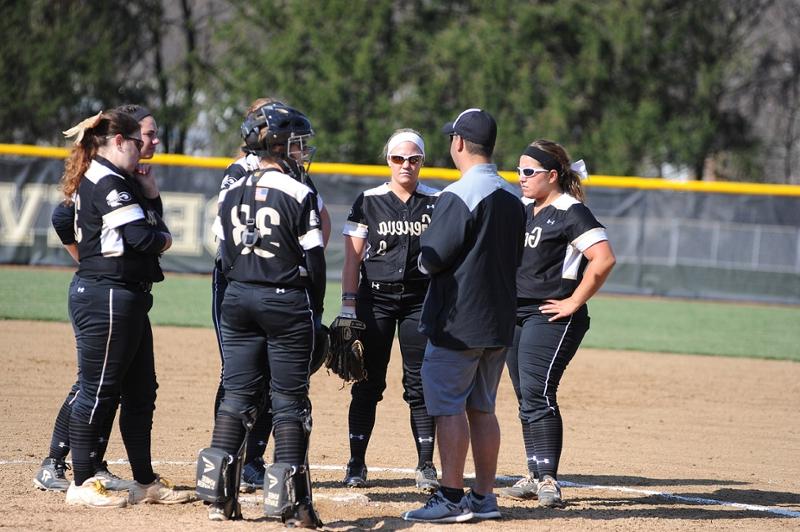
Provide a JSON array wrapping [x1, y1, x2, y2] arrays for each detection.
[[68, 277, 158, 486]]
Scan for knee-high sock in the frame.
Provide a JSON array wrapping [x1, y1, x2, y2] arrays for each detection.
[[347, 397, 377, 464], [531, 413, 563, 479], [409, 405, 436, 468]]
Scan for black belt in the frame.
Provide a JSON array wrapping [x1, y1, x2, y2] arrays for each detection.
[[126, 281, 153, 293], [366, 280, 428, 294]]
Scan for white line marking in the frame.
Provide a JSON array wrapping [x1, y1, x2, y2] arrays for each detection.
[[6, 459, 798, 518]]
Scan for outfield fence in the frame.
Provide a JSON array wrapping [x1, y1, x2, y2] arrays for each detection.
[[2, 144, 799, 304]]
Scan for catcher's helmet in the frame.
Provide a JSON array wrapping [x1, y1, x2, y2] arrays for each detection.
[[241, 102, 313, 153]]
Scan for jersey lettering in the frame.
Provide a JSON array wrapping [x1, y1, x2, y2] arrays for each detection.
[[229, 204, 281, 259], [73, 195, 82, 243], [376, 214, 431, 236], [524, 226, 542, 249]]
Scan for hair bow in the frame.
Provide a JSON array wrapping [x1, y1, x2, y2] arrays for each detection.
[[571, 159, 588, 181], [62, 111, 103, 145]]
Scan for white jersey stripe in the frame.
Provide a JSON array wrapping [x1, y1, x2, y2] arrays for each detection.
[[542, 315, 573, 413], [89, 289, 114, 425]]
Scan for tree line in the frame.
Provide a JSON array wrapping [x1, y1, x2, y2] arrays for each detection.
[[2, 0, 798, 183]]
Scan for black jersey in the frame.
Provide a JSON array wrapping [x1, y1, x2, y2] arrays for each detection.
[[215, 169, 324, 289], [343, 182, 439, 283], [74, 157, 168, 283], [516, 193, 608, 300]]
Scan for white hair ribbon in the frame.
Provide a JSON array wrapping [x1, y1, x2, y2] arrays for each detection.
[[571, 159, 588, 181], [387, 131, 425, 156], [62, 111, 103, 146]]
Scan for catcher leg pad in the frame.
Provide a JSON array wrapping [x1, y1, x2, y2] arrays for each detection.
[[263, 463, 297, 519]]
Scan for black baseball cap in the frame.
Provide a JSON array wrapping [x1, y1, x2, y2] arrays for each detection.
[[442, 108, 497, 149]]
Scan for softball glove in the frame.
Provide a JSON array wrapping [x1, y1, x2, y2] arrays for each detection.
[[325, 316, 367, 383]]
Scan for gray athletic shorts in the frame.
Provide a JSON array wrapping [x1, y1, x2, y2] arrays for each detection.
[[421, 341, 507, 416]]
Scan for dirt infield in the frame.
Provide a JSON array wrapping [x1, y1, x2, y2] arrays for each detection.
[[1, 319, 798, 531]]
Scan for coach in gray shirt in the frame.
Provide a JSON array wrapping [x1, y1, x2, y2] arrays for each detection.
[[402, 108, 525, 523]]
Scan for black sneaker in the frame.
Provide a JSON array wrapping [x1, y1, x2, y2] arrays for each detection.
[[414, 461, 440, 493], [284, 497, 323, 529], [33, 457, 70, 491], [240, 456, 266, 493], [342, 459, 367, 488]]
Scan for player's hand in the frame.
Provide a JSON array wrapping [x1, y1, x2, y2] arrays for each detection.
[[539, 298, 580, 322], [135, 164, 160, 198]]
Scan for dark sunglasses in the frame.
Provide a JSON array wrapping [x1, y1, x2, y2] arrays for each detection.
[[125, 136, 144, 152], [388, 154, 424, 165]]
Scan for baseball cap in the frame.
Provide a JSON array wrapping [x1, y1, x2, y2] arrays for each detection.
[[442, 108, 497, 148]]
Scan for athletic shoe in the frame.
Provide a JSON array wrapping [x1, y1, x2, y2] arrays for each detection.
[[537, 475, 565, 508], [94, 461, 134, 491], [65, 477, 127, 508], [240, 456, 266, 493], [401, 489, 473, 523], [342, 459, 367, 488], [462, 490, 502, 520], [33, 457, 70, 492], [414, 461, 440, 493], [128, 475, 194, 504], [498, 474, 538, 500], [283, 497, 323, 529]]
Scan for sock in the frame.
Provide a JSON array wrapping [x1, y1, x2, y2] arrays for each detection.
[[119, 405, 155, 485], [210, 413, 246, 456], [410, 405, 436, 468], [245, 410, 271, 465], [522, 420, 539, 479], [93, 407, 117, 470], [531, 413, 563, 480], [272, 420, 306, 465], [470, 490, 485, 500], [69, 414, 97, 486], [347, 397, 377, 464], [440, 486, 465, 503], [48, 395, 74, 460]]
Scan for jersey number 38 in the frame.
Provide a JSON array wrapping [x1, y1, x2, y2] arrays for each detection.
[[228, 204, 281, 259]]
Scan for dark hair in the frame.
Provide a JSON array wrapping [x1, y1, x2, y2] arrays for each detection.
[[116, 104, 152, 123], [60, 110, 140, 202], [526, 139, 584, 202], [463, 138, 493, 158]]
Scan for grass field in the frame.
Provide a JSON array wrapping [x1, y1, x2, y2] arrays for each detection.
[[1, 266, 798, 361]]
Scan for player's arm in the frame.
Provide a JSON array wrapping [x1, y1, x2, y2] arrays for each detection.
[[320, 204, 331, 248], [539, 239, 616, 321], [51, 201, 79, 263], [418, 193, 470, 276], [340, 235, 366, 317]]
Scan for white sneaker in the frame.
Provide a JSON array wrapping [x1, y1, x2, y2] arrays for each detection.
[[128, 476, 194, 505], [65, 477, 128, 508]]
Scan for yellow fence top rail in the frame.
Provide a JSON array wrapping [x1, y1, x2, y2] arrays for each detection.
[[2, 143, 799, 196]]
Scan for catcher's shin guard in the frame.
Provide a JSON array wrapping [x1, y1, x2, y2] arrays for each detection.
[[196, 424, 251, 520]]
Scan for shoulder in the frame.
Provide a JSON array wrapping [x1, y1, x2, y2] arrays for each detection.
[[254, 170, 315, 204], [415, 182, 441, 197], [363, 183, 392, 197], [445, 166, 520, 212]]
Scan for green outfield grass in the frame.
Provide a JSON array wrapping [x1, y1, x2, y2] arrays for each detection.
[[1, 266, 798, 361]]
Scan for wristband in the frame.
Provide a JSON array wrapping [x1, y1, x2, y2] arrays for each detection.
[[341, 292, 357, 301]]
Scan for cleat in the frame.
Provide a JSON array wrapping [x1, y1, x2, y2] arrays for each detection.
[[128, 475, 194, 504], [283, 497, 323, 529], [94, 461, 134, 491], [401, 489, 473, 523], [342, 459, 367, 488], [65, 477, 127, 508], [462, 489, 502, 520], [499, 474, 538, 500], [208, 503, 228, 521], [33, 457, 70, 492], [414, 461, 440, 493], [240, 456, 266, 493], [537, 475, 565, 508]]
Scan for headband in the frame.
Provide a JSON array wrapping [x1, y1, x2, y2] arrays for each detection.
[[522, 146, 561, 173], [387, 131, 425, 156]]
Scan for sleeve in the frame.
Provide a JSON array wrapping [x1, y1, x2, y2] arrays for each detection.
[[92, 175, 145, 230], [566, 203, 607, 253], [122, 219, 168, 254], [51, 201, 76, 245], [303, 175, 325, 210], [298, 193, 326, 314], [342, 193, 368, 238], [219, 161, 249, 192], [418, 191, 472, 275]]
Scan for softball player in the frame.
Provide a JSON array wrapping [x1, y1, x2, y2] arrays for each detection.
[[56, 109, 190, 507], [499, 139, 615, 507], [35, 105, 161, 493], [199, 102, 325, 526], [340, 129, 440, 491], [210, 98, 331, 492]]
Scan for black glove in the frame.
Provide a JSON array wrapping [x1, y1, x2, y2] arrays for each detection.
[[325, 316, 367, 383]]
